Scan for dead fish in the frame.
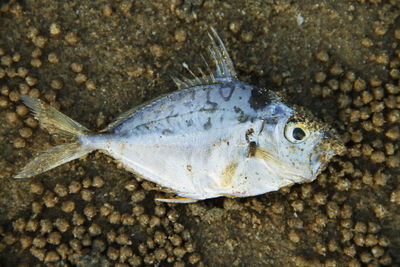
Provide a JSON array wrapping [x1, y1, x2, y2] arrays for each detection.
[[15, 28, 344, 203]]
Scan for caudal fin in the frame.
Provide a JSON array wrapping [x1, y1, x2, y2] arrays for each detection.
[[15, 95, 93, 178]]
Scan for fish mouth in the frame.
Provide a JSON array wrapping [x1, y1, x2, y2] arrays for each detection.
[[311, 139, 346, 179], [311, 151, 332, 179]]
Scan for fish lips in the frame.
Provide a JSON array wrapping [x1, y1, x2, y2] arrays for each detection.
[[310, 138, 345, 179]]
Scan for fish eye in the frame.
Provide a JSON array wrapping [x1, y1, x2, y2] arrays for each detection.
[[284, 119, 310, 144]]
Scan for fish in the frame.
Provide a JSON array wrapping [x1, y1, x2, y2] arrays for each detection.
[[15, 28, 345, 203]]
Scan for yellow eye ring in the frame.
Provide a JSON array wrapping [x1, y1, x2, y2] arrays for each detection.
[[284, 120, 310, 144]]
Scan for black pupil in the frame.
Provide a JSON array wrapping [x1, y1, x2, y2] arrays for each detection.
[[292, 127, 306, 140]]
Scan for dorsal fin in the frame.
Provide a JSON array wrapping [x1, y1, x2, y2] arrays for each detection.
[[102, 28, 238, 133], [172, 27, 237, 90]]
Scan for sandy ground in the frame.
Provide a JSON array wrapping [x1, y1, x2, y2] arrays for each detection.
[[0, 0, 400, 266]]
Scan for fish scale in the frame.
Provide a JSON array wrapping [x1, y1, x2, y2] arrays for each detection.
[[114, 83, 255, 135], [15, 28, 344, 203], [121, 85, 254, 137]]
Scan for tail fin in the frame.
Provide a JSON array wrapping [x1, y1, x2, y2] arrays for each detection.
[[15, 95, 94, 178]]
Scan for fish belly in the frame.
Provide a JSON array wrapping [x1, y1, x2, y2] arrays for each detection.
[[83, 120, 254, 199]]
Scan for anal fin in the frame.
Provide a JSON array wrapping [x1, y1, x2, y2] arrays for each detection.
[[155, 196, 198, 203]]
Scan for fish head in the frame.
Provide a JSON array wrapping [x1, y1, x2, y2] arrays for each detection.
[[252, 103, 345, 186]]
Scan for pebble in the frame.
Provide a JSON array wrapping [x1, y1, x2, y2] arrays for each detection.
[[121, 213, 135, 225], [54, 184, 68, 197], [50, 79, 63, 90], [371, 113, 384, 127], [85, 80, 96, 91], [32, 36, 47, 48], [102, 5, 112, 17], [109, 211, 121, 224], [155, 248, 168, 261], [26, 219, 39, 232], [47, 231, 62, 245], [150, 44, 163, 58], [169, 234, 182, 247], [229, 21, 241, 34], [61, 200, 75, 213], [131, 190, 146, 203], [375, 51, 389, 65], [361, 38, 373, 47], [70, 62, 83, 73], [82, 177, 92, 188], [389, 68, 400, 80], [138, 214, 150, 226], [83, 205, 97, 220], [81, 189, 94, 201], [16, 105, 29, 116], [30, 247, 45, 261], [174, 28, 187, 43], [353, 233, 365, 246], [395, 29, 400, 40], [379, 254, 392, 265], [370, 77, 382, 87], [116, 233, 131, 245], [330, 63, 343, 76], [374, 204, 387, 218], [30, 47, 41, 58], [316, 51, 329, 62], [373, 21, 388, 36], [0, 96, 8, 108], [314, 72, 326, 83], [107, 247, 119, 260], [0, 85, 10, 96], [49, 23, 61, 35], [54, 218, 70, 233], [343, 245, 356, 257], [19, 127, 33, 138], [25, 76, 38, 86], [48, 52, 59, 64], [43, 191, 58, 208], [24, 117, 38, 128], [72, 225, 85, 239], [389, 187, 400, 204], [12, 53, 20, 63], [385, 83, 399, 94], [241, 31, 254, 43], [88, 223, 102, 236], [32, 236, 46, 248], [100, 203, 114, 217], [188, 253, 201, 264], [1, 55, 12, 66], [340, 80, 352, 92], [6, 67, 17, 78], [385, 126, 399, 140], [69, 181, 82, 194], [9, 91, 20, 102], [17, 67, 29, 77], [0, 68, 5, 79], [20, 235, 32, 249], [30, 58, 42, 68], [75, 73, 87, 83], [92, 176, 104, 188], [13, 218, 26, 232], [65, 32, 78, 45], [13, 137, 26, 148]]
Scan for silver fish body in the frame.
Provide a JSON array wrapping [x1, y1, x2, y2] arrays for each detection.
[[16, 28, 344, 203]]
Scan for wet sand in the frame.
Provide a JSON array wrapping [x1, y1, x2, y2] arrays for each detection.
[[1, 0, 400, 266]]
